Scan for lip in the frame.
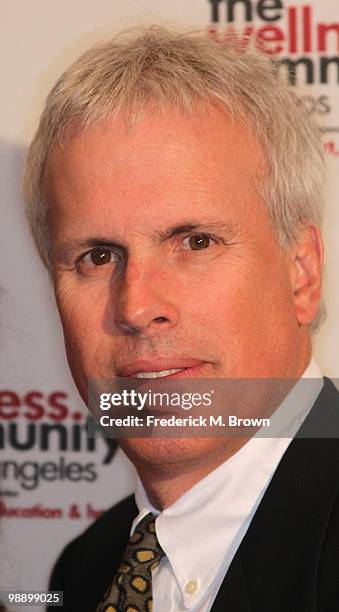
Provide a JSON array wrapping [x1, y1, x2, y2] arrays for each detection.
[[116, 358, 209, 378]]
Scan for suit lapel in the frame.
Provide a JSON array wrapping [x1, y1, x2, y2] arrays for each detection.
[[72, 497, 139, 611], [211, 554, 253, 611], [212, 378, 339, 611]]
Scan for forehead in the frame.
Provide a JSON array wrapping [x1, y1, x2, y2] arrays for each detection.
[[43, 103, 267, 229]]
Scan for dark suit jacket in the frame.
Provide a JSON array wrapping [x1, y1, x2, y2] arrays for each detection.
[[49, 378, 339, 611]]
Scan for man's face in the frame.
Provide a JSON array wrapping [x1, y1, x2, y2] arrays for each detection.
[[44, 104, 308, 467]]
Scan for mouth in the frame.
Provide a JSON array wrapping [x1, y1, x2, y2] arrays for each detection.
[[116, 358, 209, 379], [134, 368, 185, 378]]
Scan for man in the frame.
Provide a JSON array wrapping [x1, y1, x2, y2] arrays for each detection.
[[24, 26, 339, 611]]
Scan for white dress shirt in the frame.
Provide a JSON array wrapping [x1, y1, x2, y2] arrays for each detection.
[[131, 359, 323, 611]]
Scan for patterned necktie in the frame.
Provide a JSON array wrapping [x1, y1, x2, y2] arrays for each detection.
[[96, 512, 165, 612]]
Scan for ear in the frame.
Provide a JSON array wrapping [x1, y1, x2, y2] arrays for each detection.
[[288, 225, 324, 326]]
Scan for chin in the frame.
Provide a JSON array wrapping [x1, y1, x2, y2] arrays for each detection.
[[118, 436, 228, 469]]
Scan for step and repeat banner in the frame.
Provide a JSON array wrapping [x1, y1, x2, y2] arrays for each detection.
[[1, 1, 338, 609]]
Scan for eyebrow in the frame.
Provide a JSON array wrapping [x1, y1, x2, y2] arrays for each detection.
[[54, 220, 238, 262], [155, 221, 237, 242]]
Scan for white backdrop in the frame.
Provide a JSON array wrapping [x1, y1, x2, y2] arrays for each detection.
[[1, 1, 338, 610]]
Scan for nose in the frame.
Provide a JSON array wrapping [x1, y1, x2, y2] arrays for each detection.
[[113, 258, 180, 335]]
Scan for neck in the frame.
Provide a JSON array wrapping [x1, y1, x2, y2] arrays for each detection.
[[135, 438, 249, 509]]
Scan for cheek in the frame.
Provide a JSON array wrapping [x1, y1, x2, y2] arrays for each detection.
[[181, 261, 262, 332], [56, 277, 104, 324], [54, 278, 109, 369], [184, 253, 297, 367]]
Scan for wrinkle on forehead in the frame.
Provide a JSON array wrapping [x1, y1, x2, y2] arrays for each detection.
[[43, 101, 269, 253], [44, 101, 266, 189]]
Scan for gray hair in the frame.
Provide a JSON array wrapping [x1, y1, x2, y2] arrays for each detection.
[[23, 25, 326, 329]]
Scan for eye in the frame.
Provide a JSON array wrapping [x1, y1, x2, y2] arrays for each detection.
[[81, 247, 118, 267], [182, 234, 216, 250]]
